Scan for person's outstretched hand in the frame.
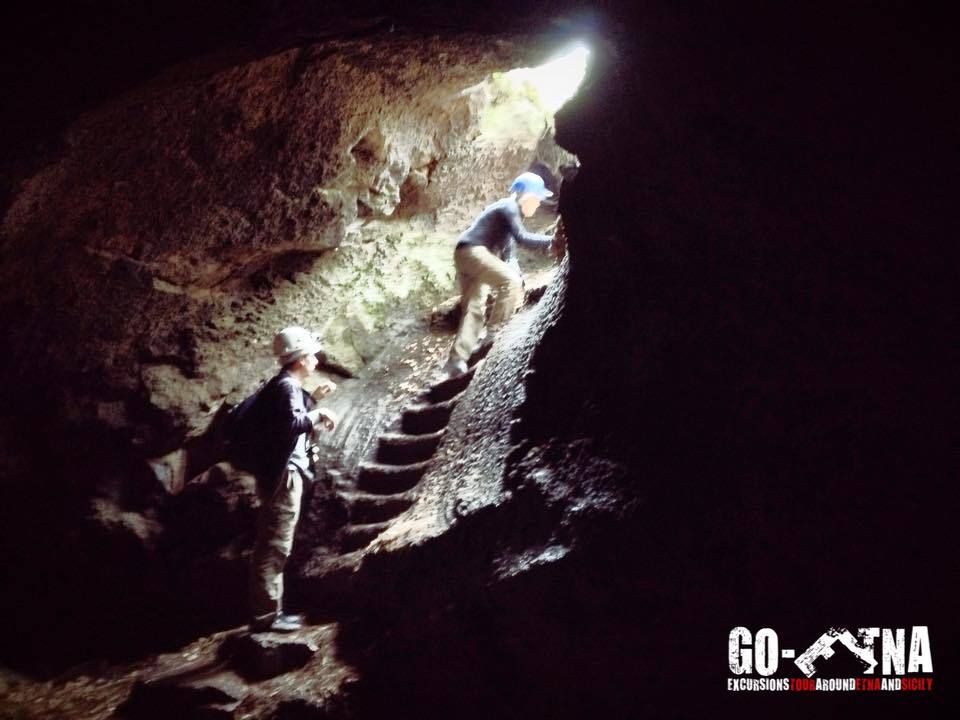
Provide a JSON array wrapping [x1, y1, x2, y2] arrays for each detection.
[[308, 407, 338, 432], [313, 379, 337, 399]]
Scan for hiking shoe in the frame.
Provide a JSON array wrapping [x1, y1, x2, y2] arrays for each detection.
[[270, 613, 305, 632], [248, 612, 305, 633], [442, 358, 468, 377]]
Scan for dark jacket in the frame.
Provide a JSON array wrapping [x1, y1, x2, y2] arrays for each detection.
[[455, 197, 551, 264], [232, 370, 315, 494]]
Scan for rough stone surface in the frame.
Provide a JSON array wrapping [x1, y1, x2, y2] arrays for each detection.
[[218, 633, 316, 681], [0, 31, 550, 448], [0, 623, 355, 720], [120, 669, 246, 718]]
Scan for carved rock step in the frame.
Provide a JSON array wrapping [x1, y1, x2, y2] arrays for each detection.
[[303, 548, 365, 583], [118, 663, 245, 719], [376, 429, 446, 465], [218, 633, 315, 681], [340, 521, 391, 552], [340, 489, 415, 524], [426, 365, 476, 404], [400, 396, 460, 435], [357, 460, 430, 494]]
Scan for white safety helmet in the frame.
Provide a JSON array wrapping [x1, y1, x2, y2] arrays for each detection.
[[272, 326, 322, 366]]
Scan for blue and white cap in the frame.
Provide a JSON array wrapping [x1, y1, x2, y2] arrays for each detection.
[[510, 172, 554, 199]]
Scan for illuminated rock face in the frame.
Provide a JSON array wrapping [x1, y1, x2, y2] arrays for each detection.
[[0, 34, 559, 448]]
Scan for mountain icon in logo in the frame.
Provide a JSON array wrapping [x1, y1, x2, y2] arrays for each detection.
[[794, 628, 879, 678]]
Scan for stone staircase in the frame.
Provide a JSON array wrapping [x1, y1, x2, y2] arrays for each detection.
[[332, 354, 483, 553], [326, 270, 552, 556]]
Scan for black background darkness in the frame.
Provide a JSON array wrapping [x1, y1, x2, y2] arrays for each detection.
[[1, 1, 253, 155], [0, 1, 957, 716]]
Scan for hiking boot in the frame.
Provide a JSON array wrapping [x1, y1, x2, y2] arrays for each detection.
[[271, 613, 305, 632], [249, 612, 305, 633], [442, 357, 468, 377]]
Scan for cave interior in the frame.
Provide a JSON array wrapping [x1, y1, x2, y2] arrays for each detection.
[[0, 1, 955, 718]]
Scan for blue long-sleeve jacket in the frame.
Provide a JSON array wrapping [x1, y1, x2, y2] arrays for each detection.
[[455, 198, 551, 264]]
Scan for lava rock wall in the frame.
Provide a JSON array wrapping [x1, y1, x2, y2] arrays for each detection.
[[333, 2, 956, 718]]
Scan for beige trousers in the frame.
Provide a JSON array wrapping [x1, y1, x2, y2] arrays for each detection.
[[451, 245, 522, 361], [250, 468, 304, 621]]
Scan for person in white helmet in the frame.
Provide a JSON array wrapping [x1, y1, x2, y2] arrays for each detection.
[[244, 326, 338, 633], [444, 172, 555, 376]]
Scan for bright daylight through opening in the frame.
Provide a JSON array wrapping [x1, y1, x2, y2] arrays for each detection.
[[506, 43, 590, 113]]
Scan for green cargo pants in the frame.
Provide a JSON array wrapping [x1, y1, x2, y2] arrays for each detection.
[[249, 467, 304, 623], [450, 245, 523, 362]]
